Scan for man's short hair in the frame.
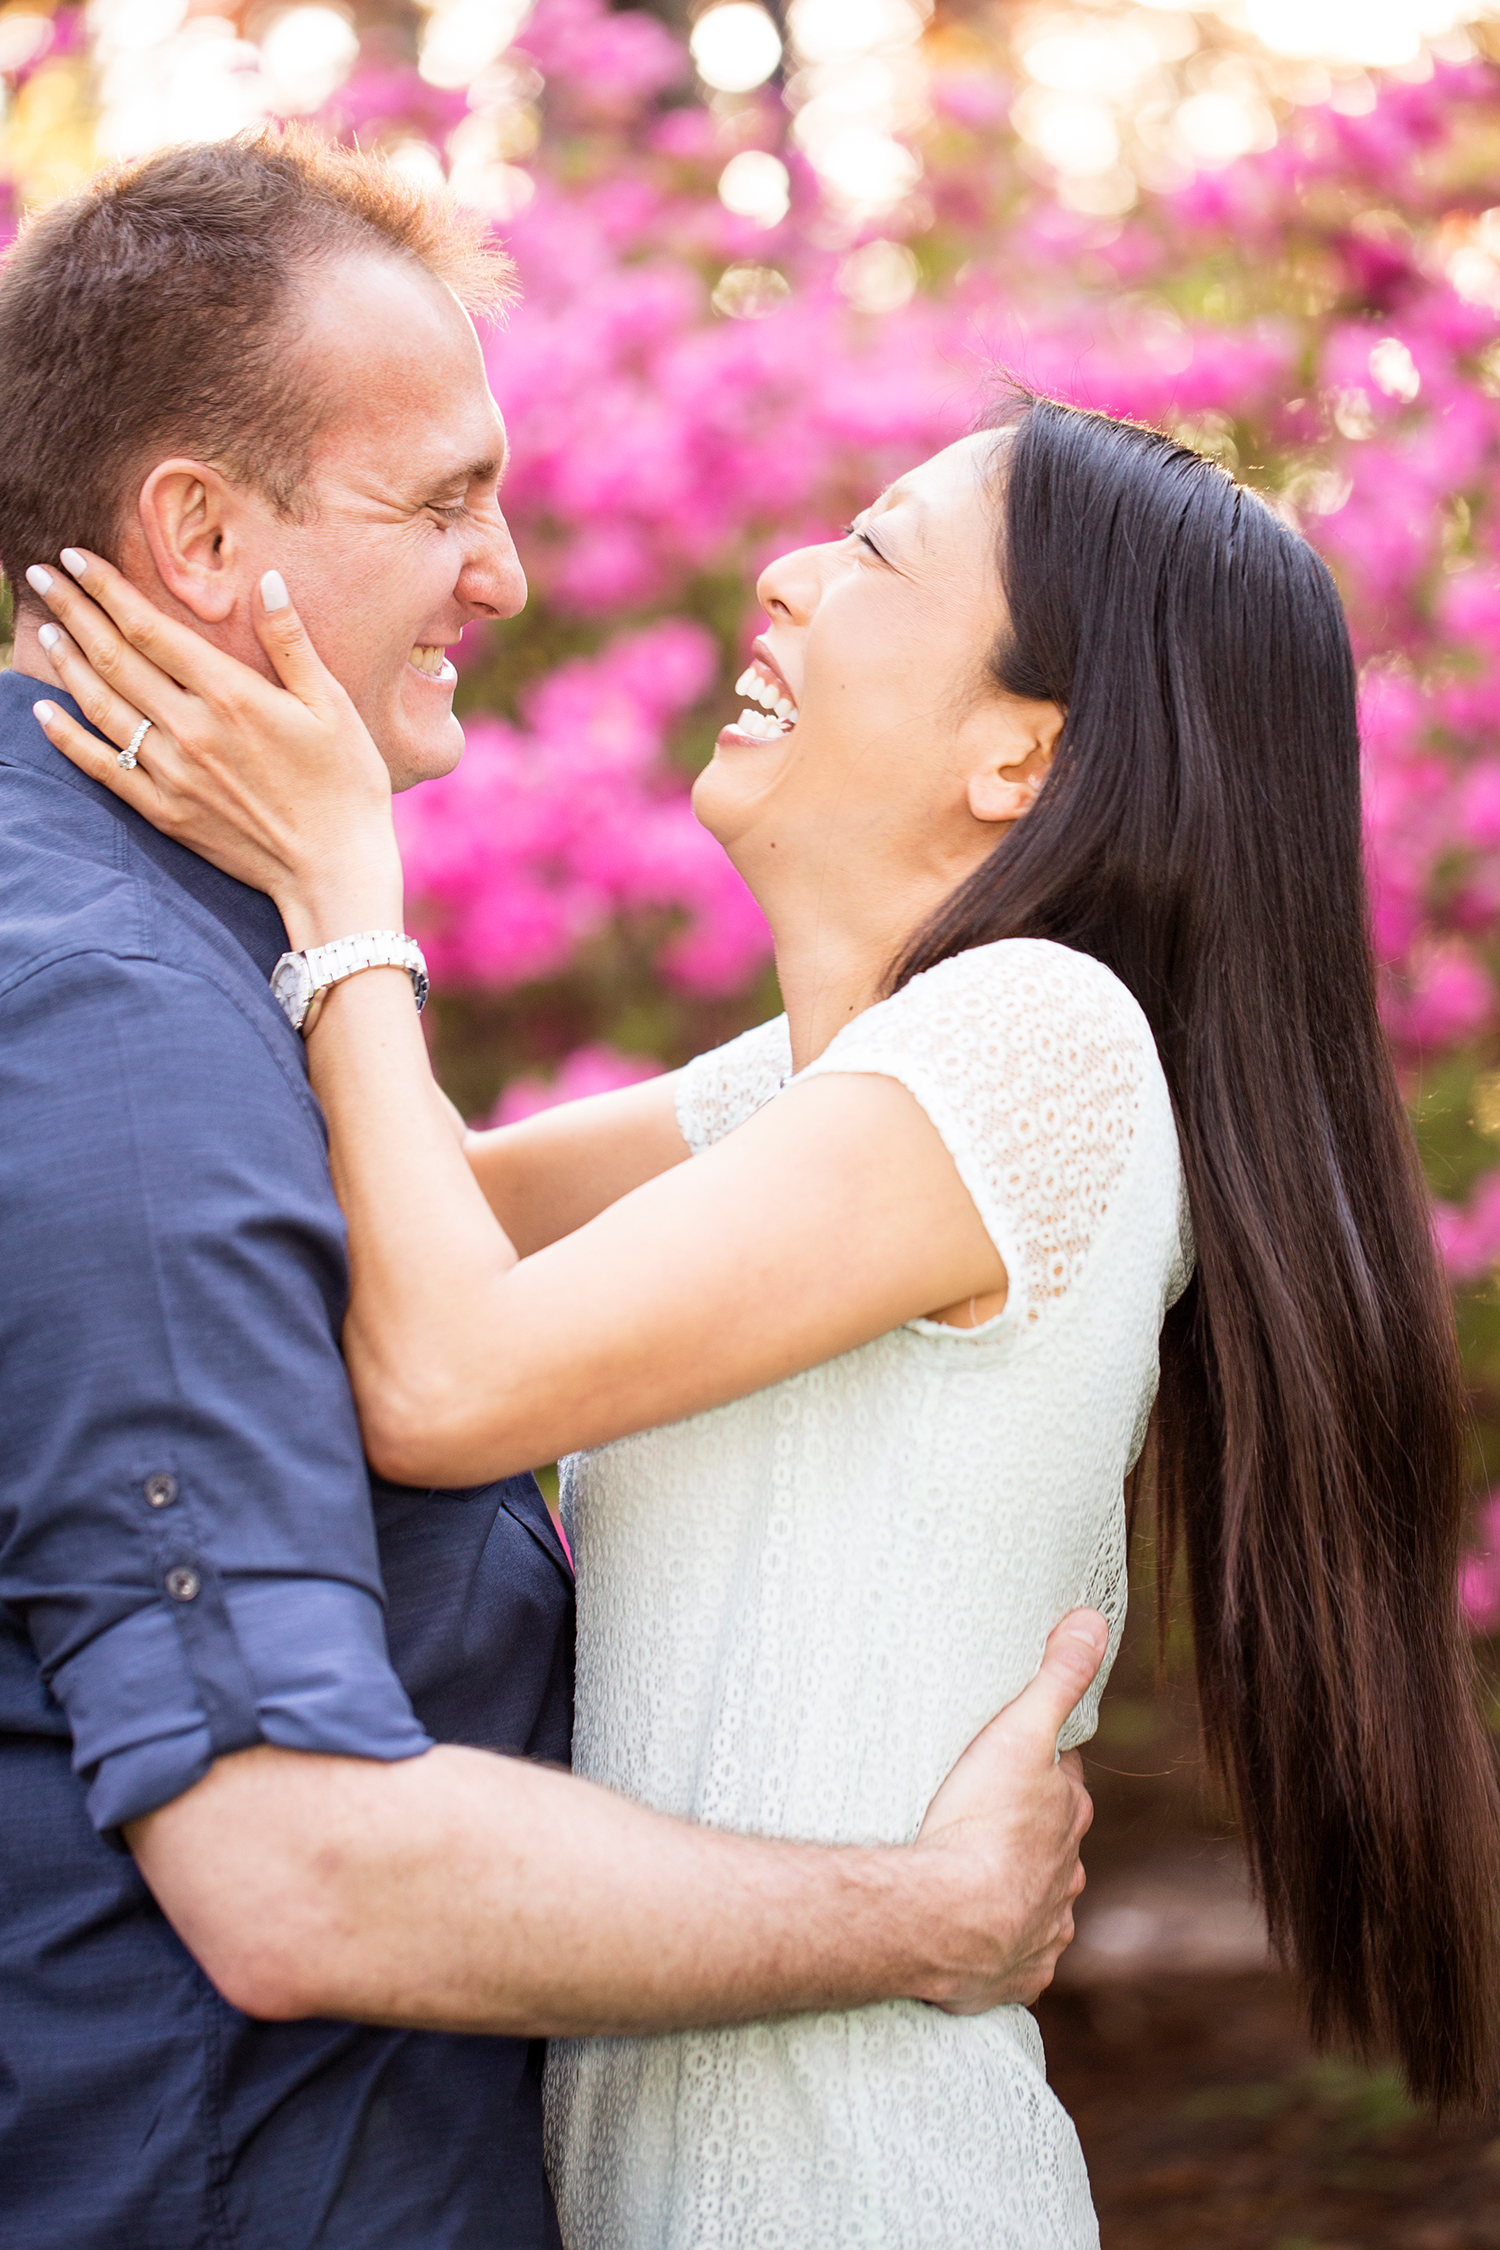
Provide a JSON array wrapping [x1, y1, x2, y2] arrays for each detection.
[[0, 125, 515, 609]]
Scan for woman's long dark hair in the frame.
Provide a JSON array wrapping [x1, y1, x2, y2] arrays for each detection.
[[895, 391, 1500, 2107]]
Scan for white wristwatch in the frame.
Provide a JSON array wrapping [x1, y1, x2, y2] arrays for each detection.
[[270, 930, 430, 1037]]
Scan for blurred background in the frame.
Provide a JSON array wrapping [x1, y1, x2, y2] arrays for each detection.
[[6, 0, 1500, 2237]]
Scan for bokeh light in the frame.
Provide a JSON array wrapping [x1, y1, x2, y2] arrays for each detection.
[[690, 3, 782, 94], [419, 0, 533, 91], [717, 149, 791, 226], [260, 7, 359, 115]]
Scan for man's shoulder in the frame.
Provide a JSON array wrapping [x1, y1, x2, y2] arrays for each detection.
[[1, 751, 294, 1054], [0, 796, 322, 1176], [0, 740, 154, 987]]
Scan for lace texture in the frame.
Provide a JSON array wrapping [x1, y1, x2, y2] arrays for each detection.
[[674, 1012, 791, 1155], [547, 940, 1192, 2250]]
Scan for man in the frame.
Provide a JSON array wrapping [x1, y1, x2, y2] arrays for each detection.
[[0, 130, 1101, 2249]]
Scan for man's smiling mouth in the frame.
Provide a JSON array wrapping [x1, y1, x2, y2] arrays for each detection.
[[409, 643, 458, 684]]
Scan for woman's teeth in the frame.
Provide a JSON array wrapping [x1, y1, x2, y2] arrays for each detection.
[[409, 644, 457, 681], [734, 661, 797, 730]]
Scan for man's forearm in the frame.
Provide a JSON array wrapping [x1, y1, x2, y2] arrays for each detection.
[[129, 1741, 977, 2037]]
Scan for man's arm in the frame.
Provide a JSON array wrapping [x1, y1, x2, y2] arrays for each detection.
[[128, 1612, 1102, 2034]]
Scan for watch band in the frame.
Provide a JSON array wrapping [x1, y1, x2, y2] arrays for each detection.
[[270, 931, 430, 1037]]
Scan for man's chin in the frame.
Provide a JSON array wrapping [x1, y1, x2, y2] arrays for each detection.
[[386, 709, 466, 794]]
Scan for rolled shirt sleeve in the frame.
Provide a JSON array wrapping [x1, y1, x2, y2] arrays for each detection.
[[1, 948, 432, 1833]]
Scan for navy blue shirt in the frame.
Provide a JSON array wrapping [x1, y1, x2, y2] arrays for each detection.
[[0, 673, 574, 2248]]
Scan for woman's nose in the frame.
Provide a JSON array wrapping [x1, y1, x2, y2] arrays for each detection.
[[755, 542, 825, 628]]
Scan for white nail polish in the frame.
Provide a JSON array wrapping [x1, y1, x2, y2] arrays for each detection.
[[60, 548, 87, 578], [25, 565, 52, 596], [32, 701, 56, 723], [38, 623, 62, 651], [261, 569, 289, 613]]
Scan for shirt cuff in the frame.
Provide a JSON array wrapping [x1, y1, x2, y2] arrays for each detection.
[[51, 1577, 432, 1833]]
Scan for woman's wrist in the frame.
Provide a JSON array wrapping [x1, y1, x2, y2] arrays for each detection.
[[278, 847, 406, 954]]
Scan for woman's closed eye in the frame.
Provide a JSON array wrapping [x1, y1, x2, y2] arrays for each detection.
[[844, 521, 888, 562]]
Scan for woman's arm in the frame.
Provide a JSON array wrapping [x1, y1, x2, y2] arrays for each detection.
[[32, 558, 1007, 1484], [458, 1073, 690, 1254], [296, 963, 1003, 1486]]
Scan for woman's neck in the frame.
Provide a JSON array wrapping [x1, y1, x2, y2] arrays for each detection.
[[766, 869, 946, 1074]]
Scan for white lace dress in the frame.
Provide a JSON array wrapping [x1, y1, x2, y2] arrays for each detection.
[[545, 938, 1193, 2250]]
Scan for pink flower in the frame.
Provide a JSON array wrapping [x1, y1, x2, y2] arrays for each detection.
[[1397, 943, 1493, 1050], [1459, 1491, 1500, 1635], [486, 1042, 663, 1126]]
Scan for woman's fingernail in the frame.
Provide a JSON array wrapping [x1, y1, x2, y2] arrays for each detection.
[[38, 623, 62, 652], [32, 701, 56, 723], [260, 569, 289, 614], [60, 548, 87, 578], [25, 565, 52, 596]]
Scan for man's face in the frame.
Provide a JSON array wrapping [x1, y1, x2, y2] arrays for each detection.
[[205, 255, 526, 791]]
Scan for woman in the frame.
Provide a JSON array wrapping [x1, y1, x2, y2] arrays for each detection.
[[30, 391, 1500, 2243]]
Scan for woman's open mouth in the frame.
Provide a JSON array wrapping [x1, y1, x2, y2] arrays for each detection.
[[408, 643, 458, 686], [722, 654, 798, 742]]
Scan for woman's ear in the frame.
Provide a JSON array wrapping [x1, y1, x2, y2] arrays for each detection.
[[967, 698, 1064, 826], [135, 460, 244, 626]]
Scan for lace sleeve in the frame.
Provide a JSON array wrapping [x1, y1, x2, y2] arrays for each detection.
[[799, 939, 1156, 1333], [674, 1014, 793, 1155]]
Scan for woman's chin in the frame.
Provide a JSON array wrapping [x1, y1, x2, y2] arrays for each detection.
[[693, 725, 797, 841]]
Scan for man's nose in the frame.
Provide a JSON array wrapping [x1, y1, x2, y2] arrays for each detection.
[[459, 510, 527, 622]]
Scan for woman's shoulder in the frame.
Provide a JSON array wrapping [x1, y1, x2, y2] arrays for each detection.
[[906, 933, 1148, 1018], [818, 937, 1161, 1083], [803, 937, 1185, 1331], [674, 1013, 792, 1155]]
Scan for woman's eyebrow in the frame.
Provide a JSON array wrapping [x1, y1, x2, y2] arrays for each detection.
[[866, 489, 926, 558], [872, 484, 924, 527]]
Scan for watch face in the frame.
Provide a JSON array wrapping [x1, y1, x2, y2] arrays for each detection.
[[270, 952, 315, 1027]]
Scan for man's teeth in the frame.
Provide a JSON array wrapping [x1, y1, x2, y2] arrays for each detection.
[[409, 644, 455, 679], [733, 662, 797, 725]]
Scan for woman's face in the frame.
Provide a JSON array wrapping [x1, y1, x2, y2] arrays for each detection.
[[693, 432, 1053, 907]]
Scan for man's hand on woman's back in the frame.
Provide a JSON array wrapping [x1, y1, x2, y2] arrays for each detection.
[[914, 1608, 1103, 2013]]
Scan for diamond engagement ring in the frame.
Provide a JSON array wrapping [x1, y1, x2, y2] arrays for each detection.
[[119, 717, 151, 771]]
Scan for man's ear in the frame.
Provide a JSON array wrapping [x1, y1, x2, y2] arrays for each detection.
[[966, 698, 1064, 827], [136, 460, 247, 626]]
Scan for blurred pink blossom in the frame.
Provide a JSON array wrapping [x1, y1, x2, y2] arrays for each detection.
[[486, 1042, 663, 1126], [1433, 1169, 1500, 1283], [1459, 1492, 1500, 1635], [396, 620, 771, 996]]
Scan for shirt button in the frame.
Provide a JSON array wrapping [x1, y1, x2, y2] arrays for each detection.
[[144, 1473, 178, 1509], [165, 1566, 201, 1603]]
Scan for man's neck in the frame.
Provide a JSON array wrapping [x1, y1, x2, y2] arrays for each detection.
[[11, 614, 55, 687]]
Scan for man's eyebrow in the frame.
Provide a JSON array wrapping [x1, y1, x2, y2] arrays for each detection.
[[418, 452, 506, 496]]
